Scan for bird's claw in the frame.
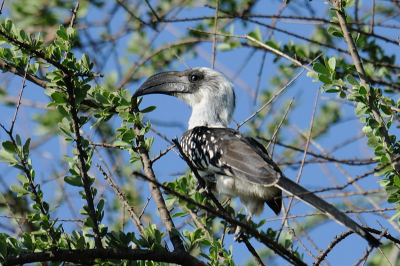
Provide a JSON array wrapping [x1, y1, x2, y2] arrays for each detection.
[[233, 226, 245, 242]]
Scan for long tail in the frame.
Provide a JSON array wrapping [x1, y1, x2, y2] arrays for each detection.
[[275, 177, 381, 247]]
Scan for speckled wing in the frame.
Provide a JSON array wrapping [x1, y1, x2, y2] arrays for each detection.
[[180, 127, 281, 186]]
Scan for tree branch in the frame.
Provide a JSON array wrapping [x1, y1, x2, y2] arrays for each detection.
[[5, 249, 207, 266]]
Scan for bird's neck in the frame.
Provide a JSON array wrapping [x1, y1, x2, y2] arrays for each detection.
[[188, 97, 233, 129]]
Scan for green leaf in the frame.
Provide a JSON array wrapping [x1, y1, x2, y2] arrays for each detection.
[[307, 72, 318, 79], [141, 106, 156, 113], [325, 88, 339, 93], [359, 86, 367, 95], [327, 26, 344, 38], [97, 199, 105, 213], [17, 174, 28, 183], [389, 211, 400, 221], [56, 29, 68, 41], [366, 135, 380, 149], [10, 184, 30, 194], [95, 93, 109, 105], [380, 153, 391, 164], [64, 176, 83, 187], [2, 141, 16, 154], [346, 75, 359, 86], [313, 63, 330, 76], [23, 138, 31, 158], [172, 212, 189, 218], [318, 74, 332, 84], [217, 43, 232, 51], [113, 140, 130, 147], [31, 229, 47, 235], [0, 149, 19, 163], [344, 0, 355, 8], [362, 126, 372, 133], [368, 118, 379, 128], [265, 40, 280, 50], [84, 217, 95, 228], [81, 54, 91, 71], [248, 26, 262, 42], [380, 105, 392, 116], [328, 57, 336, 72], [51, 92, 67, 104], [355, 103, 368, 116]]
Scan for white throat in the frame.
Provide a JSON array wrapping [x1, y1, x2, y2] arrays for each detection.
[[176, 67, 236, 129], [188, 97, 230, 129]]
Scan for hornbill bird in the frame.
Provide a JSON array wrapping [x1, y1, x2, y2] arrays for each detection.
[[133, 67, 381, 247]]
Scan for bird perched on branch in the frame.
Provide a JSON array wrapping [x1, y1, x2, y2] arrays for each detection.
[[133, 67, 380, 247]]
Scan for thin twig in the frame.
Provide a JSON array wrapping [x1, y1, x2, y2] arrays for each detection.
[[314, 231, 353, 265], [211, 0, 219, 69], [131, 102, 185, 252], [188, 28, 316, 74], [277, 88, 319, 241], [237, 68, 303, 129], [10, 57, 31, 134], [96, 163, 145, 234], [0, 0, 4, 14], [267, 98, 294, 156]]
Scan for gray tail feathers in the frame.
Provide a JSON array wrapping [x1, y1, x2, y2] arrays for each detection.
[[275, 177, 381, 247]]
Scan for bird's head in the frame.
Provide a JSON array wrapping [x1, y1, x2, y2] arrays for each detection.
[[133, 67, 236, 129]]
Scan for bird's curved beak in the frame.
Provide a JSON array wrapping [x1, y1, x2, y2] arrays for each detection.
[[133, 71, 191, 98]]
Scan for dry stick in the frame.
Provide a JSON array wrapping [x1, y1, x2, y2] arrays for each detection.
[[355, 228, 388, 266], [0, 0, 5, 14], [10, 56, 30, 134], [370, 0, 375, 35], [232, 1, 287, 82], [0, 190, 25, 235], [211, 0, 219, 69], [281, 204, 317, 261], [313, 231, 354, 265], [242, 237, 266, 266], [96, 164, 144, 234], [138, 196, 152, 220], [260, 137, 375, 166], [320, 189, 384, 199], [237, 68, 305, 129], [131, 103, 184, 252], [6, 249, 208, 266], [130, 0, 190, 70], [187, 28, 316, 74], [145, 0, 161, 21], [276, 88, 320, 242], [237, 51, 323, 130], [267, 98, 294, 156], [331, 1, 399, 176], [151, 145, 176, 163], [266, 207, 395, 222], [290, 218, 323, 264], [132, 171, 307, 266]]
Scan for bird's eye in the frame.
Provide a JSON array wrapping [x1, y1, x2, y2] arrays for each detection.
[[189, 74, 199, 82]]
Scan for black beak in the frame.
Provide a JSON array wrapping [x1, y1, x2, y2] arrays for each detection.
[[132, 71, 192, 98]]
